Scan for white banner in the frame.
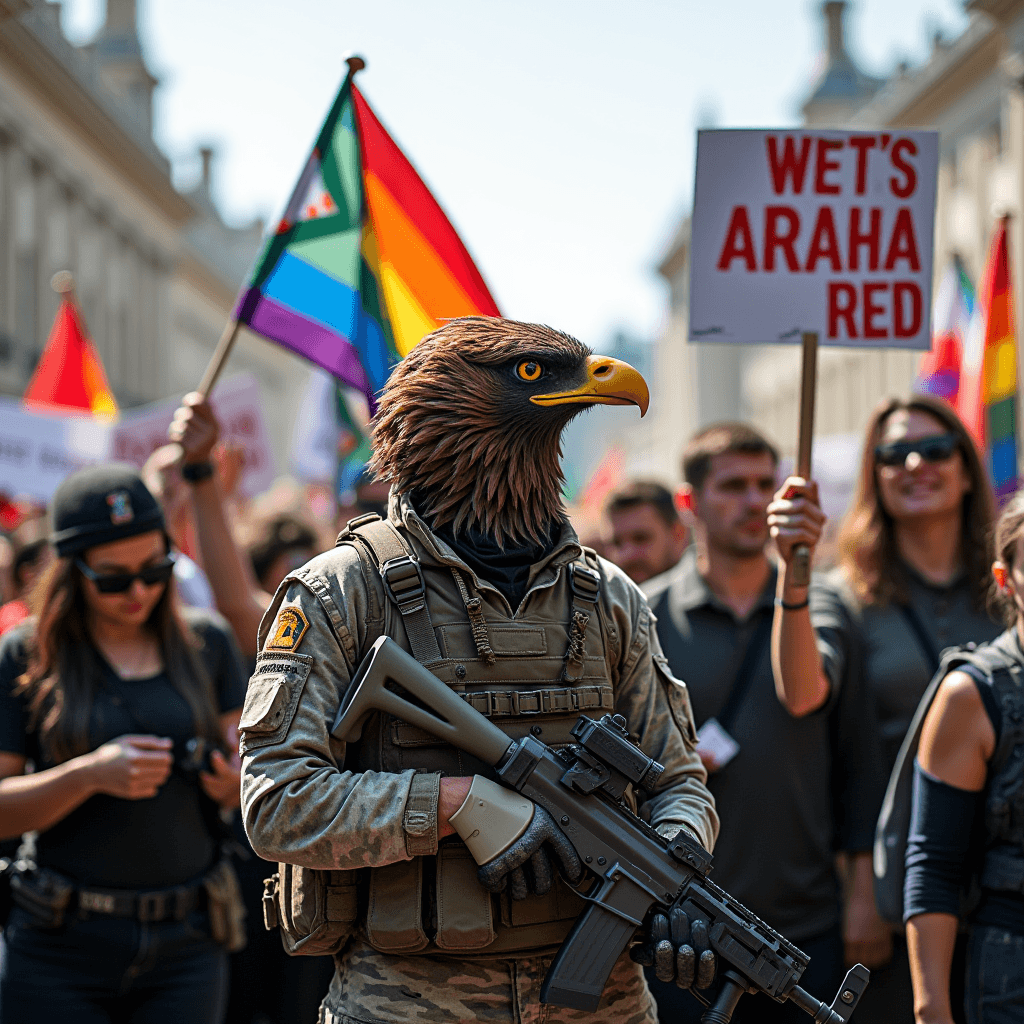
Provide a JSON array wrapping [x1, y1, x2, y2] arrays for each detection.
[[0, 398, 111, 503], [689, 129, 939, 349], [111, 373, 275, 498]]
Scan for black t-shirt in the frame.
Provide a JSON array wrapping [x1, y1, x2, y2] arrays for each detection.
[[642, 549, 885, 942], [0, 610, 246, 889]]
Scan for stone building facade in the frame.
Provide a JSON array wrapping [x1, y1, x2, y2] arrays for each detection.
[[645, 0, 1024, 474], [0, 0, 311, 469]]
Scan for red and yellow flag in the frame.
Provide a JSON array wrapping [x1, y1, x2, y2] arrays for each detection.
[[23, 293, 118, 418]]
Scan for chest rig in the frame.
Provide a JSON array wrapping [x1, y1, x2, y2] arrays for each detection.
[[961, 637, 1024, 896], [338, 513, 618, 957]]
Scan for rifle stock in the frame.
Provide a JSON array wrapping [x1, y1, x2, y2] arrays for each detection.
[[331, 637, 869, 1024]]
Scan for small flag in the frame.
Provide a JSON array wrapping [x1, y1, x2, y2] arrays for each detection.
[[234, 63, 500, 410], [23, 285, 118, 418], [916, 255, 974, 403], [957, 217, 1018, 503]]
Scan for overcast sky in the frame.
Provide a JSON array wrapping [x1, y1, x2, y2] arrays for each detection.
[[63, 0, 969, 349]]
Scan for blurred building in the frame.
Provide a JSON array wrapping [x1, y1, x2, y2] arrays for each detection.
[[648, 0, 1024, 470], [0, 0, 311, 469]]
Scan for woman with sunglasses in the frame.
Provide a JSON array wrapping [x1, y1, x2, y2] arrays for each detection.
[[767, 395, 1001, 1024], [0, 464, 247, 1024], [902, 492, 1024, 1024]]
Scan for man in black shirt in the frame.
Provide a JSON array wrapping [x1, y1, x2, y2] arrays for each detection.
[[642, 423, 884, 1024]]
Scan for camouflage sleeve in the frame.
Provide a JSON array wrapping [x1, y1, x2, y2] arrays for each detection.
[[240, 552, 439, 869], [601, 560, 719, 852]]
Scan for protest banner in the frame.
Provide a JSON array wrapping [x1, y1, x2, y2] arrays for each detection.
[[688, 129, 939, 581], [112, 372, 275, 498], [0, 398, 110, 503]]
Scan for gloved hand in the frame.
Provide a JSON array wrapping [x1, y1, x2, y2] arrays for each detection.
[[630, 906, 717, 990], [476, 805, 583, 900]]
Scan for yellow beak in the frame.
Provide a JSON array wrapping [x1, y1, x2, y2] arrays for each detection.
[[530, 355, 650, 417]]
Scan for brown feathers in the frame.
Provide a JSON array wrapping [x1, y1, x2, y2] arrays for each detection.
[[370, 316, 592, 547]]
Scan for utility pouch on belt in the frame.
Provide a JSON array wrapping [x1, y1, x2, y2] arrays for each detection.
[[203, 857, 248, 953], [366, 858, 428, 953], [10, 865, 73, 930], [435, 844, 495, 951], [263, 864, 360, 957]]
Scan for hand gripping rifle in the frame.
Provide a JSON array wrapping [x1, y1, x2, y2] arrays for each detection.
[[332, 637, 870, 1024]]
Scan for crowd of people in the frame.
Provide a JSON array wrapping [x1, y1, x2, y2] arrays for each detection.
[[0, 378, 1018, 1024]]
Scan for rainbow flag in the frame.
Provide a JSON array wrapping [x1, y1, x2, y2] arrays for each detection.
[[957, 217, 1018, 502], [234, 64, 500, 409], [916, 255, 974, 403], [24, 291, 118, 418]]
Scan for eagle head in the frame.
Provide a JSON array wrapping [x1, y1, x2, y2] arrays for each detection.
[[369, 316, 649, 547]]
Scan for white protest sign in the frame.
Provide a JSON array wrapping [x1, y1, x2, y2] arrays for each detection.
[[689, 129, 939, 348], [0, 398, 111, 503], [111, 373, 275, 498]]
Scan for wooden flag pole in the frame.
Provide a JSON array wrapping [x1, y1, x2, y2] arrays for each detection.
[[790, 330, 818, 587], [196, 319, 242, 398]]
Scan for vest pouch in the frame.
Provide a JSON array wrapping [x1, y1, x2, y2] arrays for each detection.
[[269, 864, 359, 957], [504, 874, 586, 929], [435, 843, 495, 951], [366, 858, 428, 953]]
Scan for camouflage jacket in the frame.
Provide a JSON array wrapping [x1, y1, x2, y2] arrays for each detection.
[[240, 493, 718, 873]]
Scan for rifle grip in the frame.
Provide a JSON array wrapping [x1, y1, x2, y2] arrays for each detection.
[[540, 900, 640, 1012]]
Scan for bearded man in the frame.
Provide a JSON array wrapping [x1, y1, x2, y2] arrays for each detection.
[[240, 318, 717, 1024]]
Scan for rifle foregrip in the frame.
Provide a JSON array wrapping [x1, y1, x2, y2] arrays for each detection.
[[540, 901, 640, 1012]]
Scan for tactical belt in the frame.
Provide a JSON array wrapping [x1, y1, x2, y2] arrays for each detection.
[[461, 684, 614, 717], [77, 880, 203, 922]]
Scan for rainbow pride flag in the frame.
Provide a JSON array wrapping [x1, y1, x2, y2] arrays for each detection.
[[957, 217, 1018, 502], [235, 63, 500, 409], [916, 255, 974, 403]]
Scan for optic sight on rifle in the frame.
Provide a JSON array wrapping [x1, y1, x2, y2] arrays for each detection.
[[332, 635, 870, 1024]]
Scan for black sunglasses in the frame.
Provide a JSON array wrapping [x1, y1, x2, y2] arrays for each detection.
[[76, 557, 176, 594], [874, 433, 960, 468]]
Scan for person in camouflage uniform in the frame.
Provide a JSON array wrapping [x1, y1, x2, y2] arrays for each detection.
[[239, 319, 718, 1024]]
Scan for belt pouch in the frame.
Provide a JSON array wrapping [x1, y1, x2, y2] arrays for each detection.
[[10, 866, 73, 929], [435, 844, 495, 951], [366, 858, 428, 953], [203, 858, 248, 952]]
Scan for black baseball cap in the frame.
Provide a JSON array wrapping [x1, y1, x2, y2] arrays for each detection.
[[51, 463, 165, 558]]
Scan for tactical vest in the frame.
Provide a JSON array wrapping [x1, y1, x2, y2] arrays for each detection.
[[960, 633, 1024, 896], [338, 514, 620, 958]]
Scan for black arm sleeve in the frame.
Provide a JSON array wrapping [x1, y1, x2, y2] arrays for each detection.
[[186, 610, 247, 714], [0, 626, 32, 756], [903, 760, 981, 922]]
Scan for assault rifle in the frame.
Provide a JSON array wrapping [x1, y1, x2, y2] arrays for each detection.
[[332, 636, 870, 1024]]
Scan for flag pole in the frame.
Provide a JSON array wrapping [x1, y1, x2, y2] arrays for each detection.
[[790, 330, 818, 587], [193, 53, 367, 399]]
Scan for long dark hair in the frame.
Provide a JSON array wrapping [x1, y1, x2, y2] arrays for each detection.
[[991, 492, 1024, 626], [837, 395, 995, 609], [16, 543, 221, 764]]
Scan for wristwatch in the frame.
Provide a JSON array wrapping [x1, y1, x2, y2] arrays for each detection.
[[181, 461, 214, 483]]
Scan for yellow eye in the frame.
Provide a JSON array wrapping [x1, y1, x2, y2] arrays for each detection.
[[517, 361, 543, 381]]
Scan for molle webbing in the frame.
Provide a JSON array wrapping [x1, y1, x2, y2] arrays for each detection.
[[564, 563, 601, 681], [461, 683, 613, 718]]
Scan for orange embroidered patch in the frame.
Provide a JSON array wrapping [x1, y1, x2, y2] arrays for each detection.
[[266, 607, 309, 651]]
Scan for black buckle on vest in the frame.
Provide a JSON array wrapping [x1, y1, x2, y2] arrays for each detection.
[[569, 564, 601, 604], [381, 555, 427, 615]]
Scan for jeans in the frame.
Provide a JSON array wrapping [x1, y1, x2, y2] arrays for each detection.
[[0, 904, 228, 1024], [644, 921, 845, 1024], [965, 925, 1024, 1024]]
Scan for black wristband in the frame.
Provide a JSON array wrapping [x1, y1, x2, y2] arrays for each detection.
[[774, 596, 809, 611], [180, 461, 214, 483]]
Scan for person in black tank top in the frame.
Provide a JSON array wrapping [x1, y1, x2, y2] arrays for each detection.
[[0, 465, 246, 1024], [904, 493, 1024, 1024]]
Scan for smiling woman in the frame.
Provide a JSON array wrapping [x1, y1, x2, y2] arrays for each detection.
[[767, 395, 1003, 1024], [0, 463, 248, 1024]]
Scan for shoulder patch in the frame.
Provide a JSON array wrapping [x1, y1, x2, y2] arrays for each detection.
[[267, 606, 310, 651]]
